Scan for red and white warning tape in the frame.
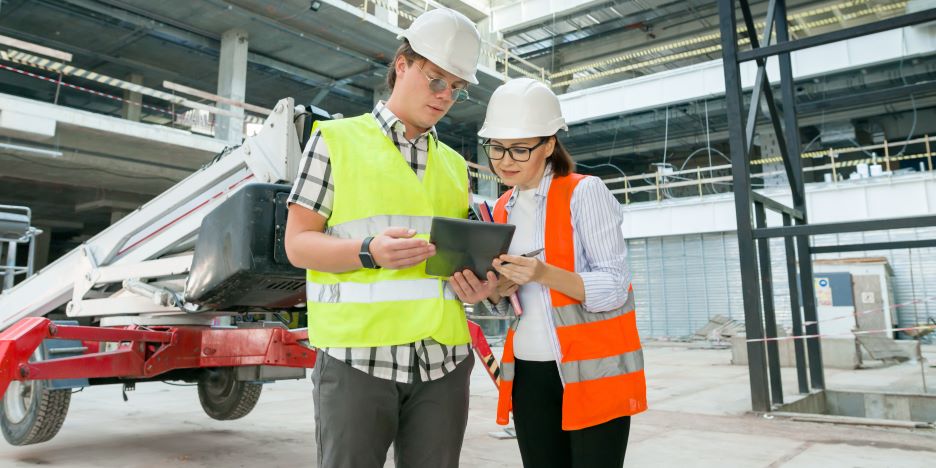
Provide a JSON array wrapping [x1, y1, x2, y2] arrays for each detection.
[[801, 295, 936, 326], [746, 324, 936, 343], [0, 63, 176, 117]]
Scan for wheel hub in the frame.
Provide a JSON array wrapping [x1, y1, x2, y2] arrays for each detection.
[[3, 380, 35, 424]]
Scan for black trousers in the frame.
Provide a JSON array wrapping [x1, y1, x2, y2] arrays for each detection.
[[512, 359, 631, 468]]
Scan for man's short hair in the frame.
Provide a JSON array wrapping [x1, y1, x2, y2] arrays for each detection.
[[387, 40, 425, 91]]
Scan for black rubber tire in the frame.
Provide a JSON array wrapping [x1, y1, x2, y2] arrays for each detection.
[[197, 368, 262, 420], [0, 364, 71, 445]]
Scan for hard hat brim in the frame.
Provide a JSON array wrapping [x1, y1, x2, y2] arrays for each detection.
[[478, 123, 568, 139]]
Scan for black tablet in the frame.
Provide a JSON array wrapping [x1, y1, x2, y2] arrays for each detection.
[[425, 217, 516, 278]]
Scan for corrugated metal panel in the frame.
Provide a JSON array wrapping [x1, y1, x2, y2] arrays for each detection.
[[626, 231, 746, 338], [647, 237, 670, 336], [626, 227, 936, 342], [661, 236, 692, 336], [683, 235, 710, 336], [627, 238, 653, 337], [702, 232, 736, 322], [768, 238, 792, 330]]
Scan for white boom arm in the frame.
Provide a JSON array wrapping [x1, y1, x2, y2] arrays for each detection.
[[0, 98, 306, 330]]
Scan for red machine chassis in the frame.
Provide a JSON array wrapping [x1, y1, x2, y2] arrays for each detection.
[[0, 317, 317, 398], [0, 318, 501, 398]]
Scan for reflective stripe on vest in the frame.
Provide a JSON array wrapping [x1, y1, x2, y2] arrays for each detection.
[[304, 114, 470, 348], [307, 278, 458, 303], [493, 173, 648, 430], [326, 215, 434, 239]]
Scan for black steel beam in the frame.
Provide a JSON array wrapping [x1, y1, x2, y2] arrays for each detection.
[[753, 215, 936, 238], [774, 0, 806, 210], [741, 0, 777, 157], [719, 0, 771, 413], [738, 8, 936, 62], [738, 0, 799, 207], [755, 202, 784, 406], [782, 213, 809, 394], [811, 239, 936, 254], [795, 224, 825, 389], [751, 192, 803, 220]]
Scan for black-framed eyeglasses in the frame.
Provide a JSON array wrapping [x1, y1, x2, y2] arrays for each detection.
[[415, 62, 469, 103], [481, 138, 548, 162]]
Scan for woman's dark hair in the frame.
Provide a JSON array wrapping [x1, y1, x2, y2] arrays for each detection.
[[386, 40, 424, 91], [548, 136, 575, 177]]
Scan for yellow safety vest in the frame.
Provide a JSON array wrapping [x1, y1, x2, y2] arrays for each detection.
[[305, 114, 470, 348]]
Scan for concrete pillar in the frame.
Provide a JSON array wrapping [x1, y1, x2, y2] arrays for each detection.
[[476, 138, 499, 200], [374, 0, 399, 27], [121, 73, 143, 122], [216, 29, 248, 144], [475, 17, 501, 71], [32, 227, 51, 272]]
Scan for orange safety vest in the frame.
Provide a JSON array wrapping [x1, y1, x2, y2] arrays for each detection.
[[493, 173, 647, 431]]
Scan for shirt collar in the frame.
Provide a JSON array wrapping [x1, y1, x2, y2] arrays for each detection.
[[371, 100, 438, 142], [505, 166, 553, 210]]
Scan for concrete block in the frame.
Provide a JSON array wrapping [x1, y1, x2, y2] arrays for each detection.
[[730, 336, 861, 369]]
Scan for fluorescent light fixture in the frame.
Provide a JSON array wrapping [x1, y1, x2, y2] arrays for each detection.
[[0, 142, 63, 158]]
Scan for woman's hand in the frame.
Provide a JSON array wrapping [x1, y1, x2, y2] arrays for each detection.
[[449, 269, 498, 304], [493, 254, 548, 286], [496, 275, 519, 298]]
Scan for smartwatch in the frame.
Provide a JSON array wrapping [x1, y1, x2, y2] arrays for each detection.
[[359, 236, 380, 269]]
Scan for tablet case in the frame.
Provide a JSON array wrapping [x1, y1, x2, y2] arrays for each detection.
[[426, 217, 515, 278]]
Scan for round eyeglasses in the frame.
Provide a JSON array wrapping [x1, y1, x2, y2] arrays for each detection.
[[481, 138, 549, 162], [416, 62, 469, 103]]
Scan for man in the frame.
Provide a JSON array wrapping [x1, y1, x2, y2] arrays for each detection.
[[284, 8, 495, 468]]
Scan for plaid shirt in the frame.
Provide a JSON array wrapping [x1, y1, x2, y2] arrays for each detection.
[[288, 101, 471, 383]]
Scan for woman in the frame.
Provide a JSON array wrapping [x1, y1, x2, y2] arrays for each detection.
[[451, 78, 646, 468]]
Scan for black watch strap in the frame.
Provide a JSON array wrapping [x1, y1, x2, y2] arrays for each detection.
[[359, 236, 380, 269]]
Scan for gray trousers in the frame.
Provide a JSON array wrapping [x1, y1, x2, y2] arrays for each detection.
[[312, 351, 474, 468]]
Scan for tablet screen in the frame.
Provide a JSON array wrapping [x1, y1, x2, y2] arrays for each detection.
[[425, 217, 515, 278]]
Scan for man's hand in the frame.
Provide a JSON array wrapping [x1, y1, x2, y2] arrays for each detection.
[[450, 269, 498, 304], [368, 227, 436, 269]]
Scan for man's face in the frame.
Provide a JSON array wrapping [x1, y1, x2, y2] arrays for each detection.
[[394, 57, 467, 131]]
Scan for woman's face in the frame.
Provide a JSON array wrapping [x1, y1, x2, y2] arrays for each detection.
[[487, 137, 555, 190]]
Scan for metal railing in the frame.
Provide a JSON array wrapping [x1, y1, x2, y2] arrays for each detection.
[[603, 135, 936, 204], [0, 205, 41, 292]]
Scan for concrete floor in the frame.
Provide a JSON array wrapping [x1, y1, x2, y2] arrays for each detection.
[[0, 343, 933, 467]]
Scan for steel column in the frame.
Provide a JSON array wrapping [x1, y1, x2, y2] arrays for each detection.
[[782, 213, 809, 394], [719, 0, 770, 412], [795, 230, 825, 389], [755, 202, 783, 405], [775, 0, 805, 205]]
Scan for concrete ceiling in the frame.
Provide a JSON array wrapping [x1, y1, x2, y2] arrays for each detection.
[[0, 0, 933, 246]]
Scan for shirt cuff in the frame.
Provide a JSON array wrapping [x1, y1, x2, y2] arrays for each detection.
[[578, 271, 625, 312]]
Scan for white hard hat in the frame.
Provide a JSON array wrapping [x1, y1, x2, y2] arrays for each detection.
[[478, 78, 568, 139], [397, 8, 481, 85]]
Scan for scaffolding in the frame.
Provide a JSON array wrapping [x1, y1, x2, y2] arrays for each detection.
[[716, 0, 936, 412], [0, 205, 41, 292]]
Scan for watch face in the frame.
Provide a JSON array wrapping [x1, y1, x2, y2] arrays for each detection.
[[360, 251, 376, 268]]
